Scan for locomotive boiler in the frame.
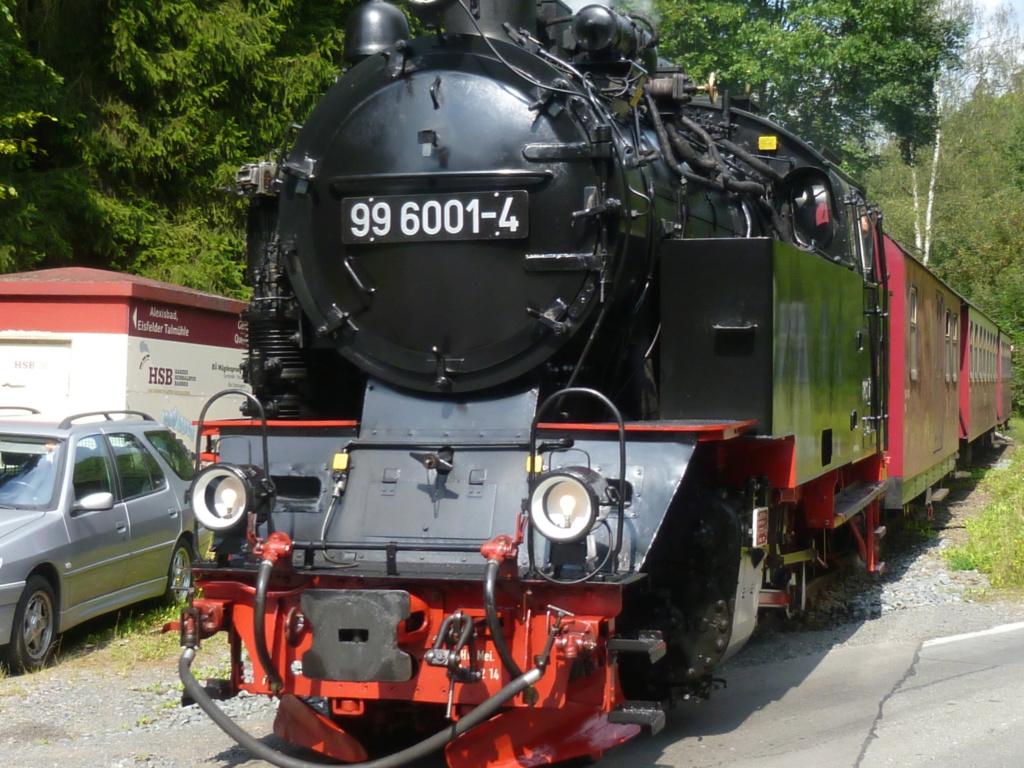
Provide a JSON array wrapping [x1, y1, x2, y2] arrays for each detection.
[[177, 0, 893, 765]]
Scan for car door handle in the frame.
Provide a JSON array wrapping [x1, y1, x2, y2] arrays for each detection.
[[168, 507, 180, 518], [116, 522, 127, 533]]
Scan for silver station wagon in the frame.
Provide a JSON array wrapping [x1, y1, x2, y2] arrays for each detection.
[[0, 409, 196, 672]]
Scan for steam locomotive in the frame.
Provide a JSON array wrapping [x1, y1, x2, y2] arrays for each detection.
[[176, 1, 1011, 766]]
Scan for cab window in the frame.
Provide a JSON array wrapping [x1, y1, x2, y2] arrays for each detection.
[[790, 175, 835, 250]]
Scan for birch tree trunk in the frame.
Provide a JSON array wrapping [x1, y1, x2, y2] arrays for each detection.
[[911, 160, 924, 255], [923, 127, 941, 265]]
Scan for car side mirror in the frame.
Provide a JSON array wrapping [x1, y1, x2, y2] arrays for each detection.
[[71, 491, 115, 515]]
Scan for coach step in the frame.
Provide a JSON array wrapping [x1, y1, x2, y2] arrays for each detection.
[[608, 701, 666, 735], [607, 630, 667, 662]]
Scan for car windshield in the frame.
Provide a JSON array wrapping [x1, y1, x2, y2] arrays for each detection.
[[0, 436, 62, 509]]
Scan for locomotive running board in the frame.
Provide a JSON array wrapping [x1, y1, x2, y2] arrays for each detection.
[[832, 480, 888, 526]]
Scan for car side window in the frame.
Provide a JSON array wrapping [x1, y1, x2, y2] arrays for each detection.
[[145, 430, 195, 481], [108, 432, 167, 500], [73, 435, 115, 501]]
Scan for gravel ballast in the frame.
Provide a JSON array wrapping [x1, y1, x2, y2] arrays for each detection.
[[2, 442, 1021, 768]]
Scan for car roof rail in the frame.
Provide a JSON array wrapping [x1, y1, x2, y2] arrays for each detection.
[[59, 410, 156, 429], [0, 406, 41, 415]]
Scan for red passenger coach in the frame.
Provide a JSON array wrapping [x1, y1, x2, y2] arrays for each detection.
[[883, 236, 961, 511], [961, 305, 1005, 457], [998, 331, 1013, 426]]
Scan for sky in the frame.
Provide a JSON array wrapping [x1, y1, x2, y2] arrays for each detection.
[[977, 0, 1024, 22]]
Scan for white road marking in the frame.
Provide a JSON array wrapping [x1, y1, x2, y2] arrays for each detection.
[[923, 621, 1024, 648]]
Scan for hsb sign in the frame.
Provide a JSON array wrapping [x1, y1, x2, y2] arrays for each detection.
[[148, 367, 173, 385]]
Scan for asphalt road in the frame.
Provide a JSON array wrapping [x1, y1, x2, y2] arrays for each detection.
[[6, 617, 1024, 767], [861, 622, 1024, 767], [596, 622, 1024, 768]]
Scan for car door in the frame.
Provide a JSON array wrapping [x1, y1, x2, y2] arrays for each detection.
[[105, 431, 182, 592], [62, 434, 129, 612]]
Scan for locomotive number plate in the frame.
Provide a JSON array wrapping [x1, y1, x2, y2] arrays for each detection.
[[341, 191, 529, 244]]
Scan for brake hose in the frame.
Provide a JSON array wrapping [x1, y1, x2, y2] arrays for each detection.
[[253, 558, 284, 693], [483, 558, 525, 679], [180, 647, 542, 768]]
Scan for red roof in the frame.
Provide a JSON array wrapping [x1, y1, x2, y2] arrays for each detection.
[[0, 267, 247, 312]]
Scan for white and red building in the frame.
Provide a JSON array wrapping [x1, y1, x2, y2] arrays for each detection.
[[0, 267, 247, 444]]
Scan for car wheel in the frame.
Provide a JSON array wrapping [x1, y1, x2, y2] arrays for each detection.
[[165, 538, 195, 603], [2, 576, 57, 673]]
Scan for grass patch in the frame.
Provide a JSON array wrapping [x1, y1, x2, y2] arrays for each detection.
[[53, 599, 185, 673], [45, 598, 233, 679], [945, 429, 1024, 588]]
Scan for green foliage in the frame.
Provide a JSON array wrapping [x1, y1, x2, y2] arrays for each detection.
[[1, 0, 355, 296], [0, 0, 63, 269], [653, 0, 966, 170], [865, 73, 1024, 409], [945, 442, 1024, 589]]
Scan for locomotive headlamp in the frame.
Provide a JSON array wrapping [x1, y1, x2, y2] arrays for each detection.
[[191, 463, 268, 531], [529, 467, 608, 543]]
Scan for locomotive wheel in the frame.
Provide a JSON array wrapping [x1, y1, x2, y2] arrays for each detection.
[[2, 575, 57, 673], [164, 538, 195, 604]]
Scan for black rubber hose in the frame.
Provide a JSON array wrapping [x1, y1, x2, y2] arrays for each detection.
[[756, 196, 790, 239], [253, 558, 284, 693], [483, 559, 524, 679], [644, 90, 688, 181], [179, 647, 542, 768], [718, 138, 784, 182], [680, 169, 726, 193], [678, 115, 723, 165], [666, 122, 718, 176], [721, 175, 766, 195]]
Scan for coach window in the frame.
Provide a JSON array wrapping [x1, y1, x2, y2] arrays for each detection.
[[944, 308, 953, 383], [987, 331, 995, 382], [979, 327, 984, 381], [946, 313, 954, 382], [989, 331, 995, 382], [972, 325, 978, 381], [986, 331, 992, 382], [970, 323, 977, 381], [981, 330, 986, 381], [981, 330, 986, 382], [909, 286, 919, 382], [936, 293, 946, 379]]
